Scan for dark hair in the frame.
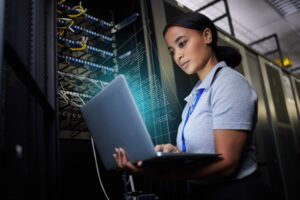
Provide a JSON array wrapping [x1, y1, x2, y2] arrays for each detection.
[[163, 12, 241, 68]]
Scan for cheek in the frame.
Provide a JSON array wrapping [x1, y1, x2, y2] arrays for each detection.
[[194, 42, 206, 53], [195, 44, 210, 59], [189, 44, 205, 61]]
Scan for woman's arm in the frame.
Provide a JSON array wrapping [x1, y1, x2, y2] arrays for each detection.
[[169, 129, 248, 180], [113, 143, 179, 175], [114, 129, 247, 180]]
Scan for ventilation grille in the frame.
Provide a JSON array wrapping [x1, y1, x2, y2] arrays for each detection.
[[267, 0, 300, 16]]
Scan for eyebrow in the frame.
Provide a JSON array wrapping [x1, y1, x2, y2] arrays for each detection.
[[167, 35, 185, 51], [174, 35, 185, 44]]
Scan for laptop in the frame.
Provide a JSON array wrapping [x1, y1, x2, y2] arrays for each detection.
[[81, 75, 220, 170]]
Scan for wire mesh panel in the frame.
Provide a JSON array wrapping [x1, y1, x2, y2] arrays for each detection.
[[57, 0, 178, 145]]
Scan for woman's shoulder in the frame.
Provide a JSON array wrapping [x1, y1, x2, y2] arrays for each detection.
[[211, 66, 257, 99], [214, 66, 249, 86]]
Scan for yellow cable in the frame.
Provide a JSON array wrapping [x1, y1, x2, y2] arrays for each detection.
[[57, 19, 74, 31], [57, 43, 65, 48], [58, 29, 65, 36], [68, 5, 86, 18], [58, 0, 66, 4], [68, 20, 74, 27], [70, 42, 87, 51]]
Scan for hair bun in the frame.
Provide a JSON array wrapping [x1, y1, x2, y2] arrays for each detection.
[[215, 46, 241, 68]]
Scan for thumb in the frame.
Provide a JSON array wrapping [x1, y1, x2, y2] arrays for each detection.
[[137, 161, 143, 167]]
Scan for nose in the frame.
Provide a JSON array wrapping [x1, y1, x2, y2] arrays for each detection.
[[174, 51, 183, 63]]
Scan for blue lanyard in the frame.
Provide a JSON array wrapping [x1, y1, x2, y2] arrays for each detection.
[[181, 88, 205, 152]]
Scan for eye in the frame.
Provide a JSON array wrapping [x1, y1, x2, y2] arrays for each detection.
[[178, 40, 187, 48], [168, 49, 174, 56]]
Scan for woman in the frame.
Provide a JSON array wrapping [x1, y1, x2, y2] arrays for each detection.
[[114, 12, 273, 200]]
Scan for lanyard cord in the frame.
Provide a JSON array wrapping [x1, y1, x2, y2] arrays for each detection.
[[181, 88, 205, 152]]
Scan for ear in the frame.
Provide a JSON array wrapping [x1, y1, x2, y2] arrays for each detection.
[[202, 28, 213, 45]]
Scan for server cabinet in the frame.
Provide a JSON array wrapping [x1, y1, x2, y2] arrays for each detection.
[[288, 76, 300, 153], [57, 0, 178, 144], [0, 0, 4, 136], [291, 76, 300, 131], [57, 0, 183, 199], [216, 32, 286, 199], [1, 0, 58, 200], [218, 12, 300, 200], [281, 73, 300, 153], [245, 50, 285, 199], [218, 33, 249, 77], [259, 58, 300, 200]]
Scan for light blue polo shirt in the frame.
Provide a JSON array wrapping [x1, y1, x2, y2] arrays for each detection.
[[177, 61, 258, 179]]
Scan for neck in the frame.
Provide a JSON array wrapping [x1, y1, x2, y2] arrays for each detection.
[[197, 55, 218, 81]]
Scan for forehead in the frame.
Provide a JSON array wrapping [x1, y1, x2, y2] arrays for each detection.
[[164, 26, 199, 44]]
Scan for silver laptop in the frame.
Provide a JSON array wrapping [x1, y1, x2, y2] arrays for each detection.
[[81, 75, 219, 170]]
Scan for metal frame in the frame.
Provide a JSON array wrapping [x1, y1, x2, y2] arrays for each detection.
[[291, 77, 300, 121], [259, 57, 300, 200], [150, 0, 183, 116], [0, 0, 4, 86], [195, 0, 235, 36], [249, 33, 284, 66], [218, 32, 252, 84], [290, 76, 300, 157], [0, 0, 5, 178], [243, 49, 284, 193], [281, 72, 300, 153], [4, 44, 55, 116], [259, 57, 288, 199], [2, 1, 58, 198]]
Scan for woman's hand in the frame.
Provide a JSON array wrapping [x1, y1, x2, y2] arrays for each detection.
[[113, 148, 143, 174], [154, 143, 180, 153]]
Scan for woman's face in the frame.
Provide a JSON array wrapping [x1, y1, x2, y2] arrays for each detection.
[[164, 26, 213, 75]]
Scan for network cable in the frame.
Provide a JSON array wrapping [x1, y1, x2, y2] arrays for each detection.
[[91, 137, 110, 200]]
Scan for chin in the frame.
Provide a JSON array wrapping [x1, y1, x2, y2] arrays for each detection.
[[183, 69, 194, 75]]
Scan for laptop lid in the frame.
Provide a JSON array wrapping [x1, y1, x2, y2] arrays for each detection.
[[81, 75, 220, 170], [81, 75, 157, 170]]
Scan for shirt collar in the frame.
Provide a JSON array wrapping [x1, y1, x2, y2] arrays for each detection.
[[184, 61, 227, 106], [195, 61, 227, 90]]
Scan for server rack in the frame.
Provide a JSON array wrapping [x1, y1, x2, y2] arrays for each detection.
[[1, 0, 58, 199], [260, 58, 300, 200], [219, 22, 300, 200], [281, 72, 300, 153], [57, 0, 185, 199], [0, 0, 4, 141], [291, 77, 300, 129], [244, 49, 286, 199]]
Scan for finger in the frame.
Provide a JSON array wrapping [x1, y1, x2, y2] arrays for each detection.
[[154, 144, 164, 152], [120, 148, 128, 166], [165, 144, 172, 152], [125, 160, 143, 174], [119, 149, 140, 172], [163, 144, 173, 152], [113, 153, 122, 171], [154, 145, 160, 152], [125, 160, 136, 169], [174, 147, 180, 153], [165, 144, 179, 152], [137, 161, 143, 167], [113, 153, 117, 162], [115, 148, 123, 168]]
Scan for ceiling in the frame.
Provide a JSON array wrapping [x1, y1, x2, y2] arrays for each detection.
[[174, 0, 300, 77]]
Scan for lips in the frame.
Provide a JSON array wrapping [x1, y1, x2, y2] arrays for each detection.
[[180, 61, 190, 69]]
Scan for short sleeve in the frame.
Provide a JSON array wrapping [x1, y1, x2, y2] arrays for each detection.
[[211, 74, 258, 131]]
